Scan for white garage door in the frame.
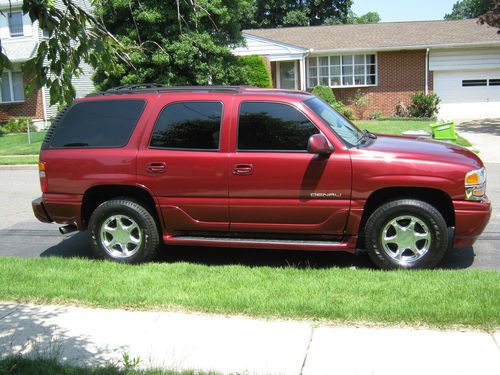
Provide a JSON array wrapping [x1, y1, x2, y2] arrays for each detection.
[[434, 69, 500, 120]]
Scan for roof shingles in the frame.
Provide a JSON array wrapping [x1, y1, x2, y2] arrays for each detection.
[[244, 19, 500, 51]]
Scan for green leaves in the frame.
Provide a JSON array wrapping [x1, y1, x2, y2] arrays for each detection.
[[0, 0, 129, 106]]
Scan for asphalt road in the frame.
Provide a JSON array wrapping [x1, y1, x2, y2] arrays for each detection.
[[0, 165, 498, 270]]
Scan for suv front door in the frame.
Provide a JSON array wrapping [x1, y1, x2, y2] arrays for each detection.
[[228, 99, 351, 235]]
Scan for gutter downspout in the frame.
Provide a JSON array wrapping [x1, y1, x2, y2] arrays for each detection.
[[425, 48, 430, 95]]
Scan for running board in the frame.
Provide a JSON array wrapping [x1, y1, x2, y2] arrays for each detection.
[[164, 235, 357, 252]]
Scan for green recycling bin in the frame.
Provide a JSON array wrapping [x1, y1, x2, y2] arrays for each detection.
[[430, 121, 457, 140]]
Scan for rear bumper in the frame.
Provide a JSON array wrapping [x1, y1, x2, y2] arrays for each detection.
[[32, 197, 53, 223], [453, 197, 492, 248], [32, 194, 84, 228]]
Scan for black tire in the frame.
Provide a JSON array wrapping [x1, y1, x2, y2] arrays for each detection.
[[88, 199, 160, 264], [365, 199, 448, 270]]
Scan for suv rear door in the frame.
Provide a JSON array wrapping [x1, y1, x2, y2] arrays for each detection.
[[136, 94, 232, 235], [228, 97, 352, 235]]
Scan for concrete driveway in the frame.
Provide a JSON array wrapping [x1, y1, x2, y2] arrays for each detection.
[[0, 165, 498, 270], [456, 119, 500, 164]]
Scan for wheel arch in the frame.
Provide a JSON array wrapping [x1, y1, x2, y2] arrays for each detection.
[[81, 184, 160, 229], [360, 187, 455, 231]]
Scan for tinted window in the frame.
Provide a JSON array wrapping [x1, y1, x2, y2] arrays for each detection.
[[50, 100, 145, 148], [238, 102, 319, 151], [150, 102, 222, 150]]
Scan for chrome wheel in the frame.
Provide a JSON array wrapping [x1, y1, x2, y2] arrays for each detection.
[[381, 215, 431, 263], [99, 214, 143, 258]]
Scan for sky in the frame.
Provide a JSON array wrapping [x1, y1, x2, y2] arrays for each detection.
[[352, 0, 459, 22]]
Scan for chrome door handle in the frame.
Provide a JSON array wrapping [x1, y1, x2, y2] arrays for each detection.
[[232, 164, 253, 175], [146, 162, 166, 173]]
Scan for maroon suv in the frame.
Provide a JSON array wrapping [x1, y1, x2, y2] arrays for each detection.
[[32, 85, 491, 269]]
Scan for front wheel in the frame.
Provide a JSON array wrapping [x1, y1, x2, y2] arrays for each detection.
[[88, 199, 160, 264], [365, 199, 448, 270]]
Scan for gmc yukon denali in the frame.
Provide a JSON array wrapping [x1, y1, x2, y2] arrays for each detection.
[[32, 85, 491, 269]]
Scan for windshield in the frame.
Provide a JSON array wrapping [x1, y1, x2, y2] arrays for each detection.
[[303, 97, 363, 146]]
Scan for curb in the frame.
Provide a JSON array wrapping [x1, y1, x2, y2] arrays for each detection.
[[0, 164, 38, 170]]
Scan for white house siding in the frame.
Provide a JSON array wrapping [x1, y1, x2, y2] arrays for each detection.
[[233, 34, 307, 61], [430, 47, 500, 120], [42, 0, 96, 120]]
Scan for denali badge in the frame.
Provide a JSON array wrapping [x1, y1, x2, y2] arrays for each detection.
[[311, 192, 342, 198]]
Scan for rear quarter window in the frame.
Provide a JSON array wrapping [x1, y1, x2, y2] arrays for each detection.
[[48, 99, 146, 148]]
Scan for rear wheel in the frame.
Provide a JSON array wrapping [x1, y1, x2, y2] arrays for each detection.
[[88, 199, 160, 263], [365, 199, 448, 270]]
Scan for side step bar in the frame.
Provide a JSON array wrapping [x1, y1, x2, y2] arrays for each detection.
[[164, 235, 357, 253]]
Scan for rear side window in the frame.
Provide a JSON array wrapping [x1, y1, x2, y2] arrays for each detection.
[[49, 99, 146, 148], [238, 102, 319, 151], [150, 101, 222, 150]]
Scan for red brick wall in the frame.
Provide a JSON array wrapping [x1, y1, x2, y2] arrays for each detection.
[[0, 82, 44, 122], [333, 50, 432, 119]]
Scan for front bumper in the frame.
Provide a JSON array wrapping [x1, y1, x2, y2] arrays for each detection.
[[32, 197, 53, 223], [452, 197, 492, 248]]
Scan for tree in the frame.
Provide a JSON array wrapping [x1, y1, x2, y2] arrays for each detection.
[[0, 0, 126, 106], [478, 1, 500, 32], [245, 0, 353, 28], [345, 11, 380, 24], [93, 0, 253, 90], [444, 0, 496, 19]]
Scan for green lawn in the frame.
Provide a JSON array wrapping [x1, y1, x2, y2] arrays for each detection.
[[355, 120, 472, 148], [0, 155, 39, 164], [0, 355, 201, 375], [0, 131, 46, 155], [1, 257, 498, 329]]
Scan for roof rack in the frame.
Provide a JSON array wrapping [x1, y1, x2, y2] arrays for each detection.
[[87, 84, 247, 97]]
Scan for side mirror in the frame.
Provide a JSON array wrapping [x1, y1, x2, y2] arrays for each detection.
[[307, 134, 333, 155]]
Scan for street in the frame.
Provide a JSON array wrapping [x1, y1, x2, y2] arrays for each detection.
[[0, 164, 498, 270]]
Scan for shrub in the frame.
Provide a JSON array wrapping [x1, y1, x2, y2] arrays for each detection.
[[369, 111, 383, 120], [2, 117, 36, 133], [349, 90, 372, 119], [312, 85, 356, 120], [238, 55, 272, 88], [312, 85, 337, 105], [409, 93, 441, 118]]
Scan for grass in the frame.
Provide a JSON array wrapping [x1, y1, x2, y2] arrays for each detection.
[[0, 355, 203, 375], [0, 156, 39, 165], [0, 132, 46, 156], [355, 120, 473, 148], [0, 257, 498, 330]]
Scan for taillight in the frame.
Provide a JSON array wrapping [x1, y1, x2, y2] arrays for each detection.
[[39, 162, 47, 193]]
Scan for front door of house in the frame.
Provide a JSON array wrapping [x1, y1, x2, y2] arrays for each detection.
[[278, 61, 297, 90]]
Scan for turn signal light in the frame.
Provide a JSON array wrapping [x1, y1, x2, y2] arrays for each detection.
[[39, 161, 47, 193]]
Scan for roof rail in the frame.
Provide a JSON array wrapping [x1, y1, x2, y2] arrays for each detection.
[[87, 84, 248, 97]]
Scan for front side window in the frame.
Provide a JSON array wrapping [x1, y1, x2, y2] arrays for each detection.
[[50, 99, 146, 148], [307, 54, 376, 88], [304, 97, 362, 146], [0, 71, 24, 103], [150, 101, 222, 150], [238, 102, 319, 151], [8, 12, 24, 37]]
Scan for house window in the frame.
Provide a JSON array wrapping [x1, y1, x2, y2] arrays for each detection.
[[0, 72, 25, 103], [488, 79, 500, 86], [8, 12, 24, 37], [462, 79, 487, 87], [307, 54, 376, 88]]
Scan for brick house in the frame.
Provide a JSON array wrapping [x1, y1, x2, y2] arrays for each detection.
[[0, 0, 94, 127], [233, 19, 500, 119]]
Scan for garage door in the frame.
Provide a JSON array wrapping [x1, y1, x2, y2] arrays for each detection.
[[434, 69, 500, 120]]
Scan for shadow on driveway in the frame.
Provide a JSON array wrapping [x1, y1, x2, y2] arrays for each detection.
[[40, 231, 475, 270], [457, 119, 500, 136]]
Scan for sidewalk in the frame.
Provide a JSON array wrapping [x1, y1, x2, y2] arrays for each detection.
[[1, 302, 499, 374]]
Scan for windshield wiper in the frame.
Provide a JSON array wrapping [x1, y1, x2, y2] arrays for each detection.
[[62, 142, 89, 147], [355, 130, 377, 146]]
